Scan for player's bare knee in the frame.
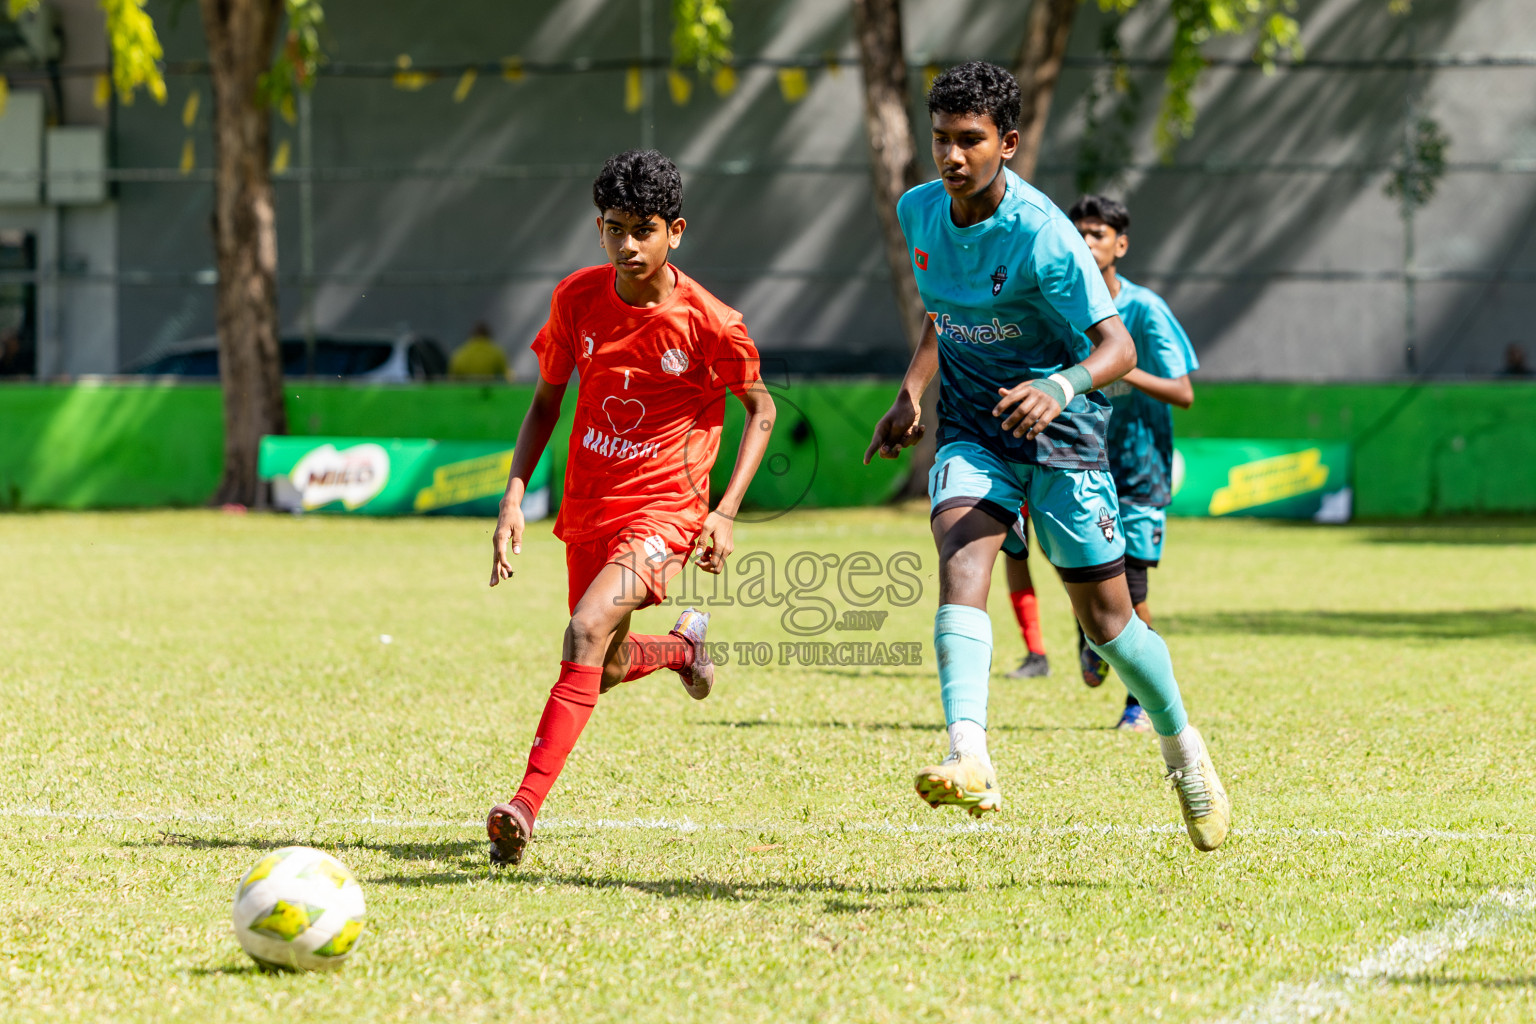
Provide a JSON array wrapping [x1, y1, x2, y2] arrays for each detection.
[[938, 556, 992, 606], [565, 610, 616, 661]]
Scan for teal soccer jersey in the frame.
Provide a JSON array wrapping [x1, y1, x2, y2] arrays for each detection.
[[1104, 277, 1199, 506], [897, 168, 1119, 470]]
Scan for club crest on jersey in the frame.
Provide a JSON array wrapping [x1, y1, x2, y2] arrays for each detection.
[[643, 534, 668, 564], [1096, 507, 1117, 542], [660, 348, 689, 375], [914, 248, 928, 271], [929, 312, 1023, 346], [582, 333, 595, 357], [990, 265, 1008, 296]]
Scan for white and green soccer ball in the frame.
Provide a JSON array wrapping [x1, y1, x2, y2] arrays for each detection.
[[231, 846, 367, 972]]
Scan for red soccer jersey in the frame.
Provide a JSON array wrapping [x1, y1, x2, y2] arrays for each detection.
[[532, 263, 762, 544]]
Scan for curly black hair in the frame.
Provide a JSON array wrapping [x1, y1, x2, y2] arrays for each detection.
[[927, 60, 1021, 136], [592, 149, 683, 222], [1068, 194, 1131, 234]]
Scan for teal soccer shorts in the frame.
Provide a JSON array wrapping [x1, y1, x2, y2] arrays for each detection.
[[929, 440, 1126, 581], [1120, 501, 1166, 565]]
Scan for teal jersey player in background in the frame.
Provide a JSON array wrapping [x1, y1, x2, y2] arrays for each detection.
[[1069, 195, 1200, 733], [864, 61, 1230, 851]]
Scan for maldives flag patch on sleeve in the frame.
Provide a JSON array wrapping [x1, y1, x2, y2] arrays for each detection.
[[914, 249, 928, 270]]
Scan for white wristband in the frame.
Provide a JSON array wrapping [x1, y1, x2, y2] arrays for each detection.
[[1047, 372, 1076, 407]]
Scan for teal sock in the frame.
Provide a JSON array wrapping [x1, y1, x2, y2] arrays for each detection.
[[1088, 615, 1188, 736], [935, 604, 992, 729]]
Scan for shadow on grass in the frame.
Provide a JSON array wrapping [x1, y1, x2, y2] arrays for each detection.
[[139, 832, 483, 861], [371, 867, 1041, 908], [697, 719, 1101, 733], [1158, 608, 1536, 641], [1388, 974, 1536, 989], [185, 964, 269, 977], [810, 666, 928, 680], [1363, 521, 1536, 546]]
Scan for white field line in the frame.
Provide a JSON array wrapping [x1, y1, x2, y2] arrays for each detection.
[[1213, 882, 1536, 1024], [2, 806, 1534, 844]]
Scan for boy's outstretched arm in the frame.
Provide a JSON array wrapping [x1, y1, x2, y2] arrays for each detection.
[[865, 318, 940, 464], [693, 383, 777, 574], [1122, 368, 1193, 409], [489, 378, 567, 587]]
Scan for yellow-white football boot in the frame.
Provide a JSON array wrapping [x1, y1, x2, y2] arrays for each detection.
[[1163, 725, 1230, 851], [914, 753, 1002, 818]]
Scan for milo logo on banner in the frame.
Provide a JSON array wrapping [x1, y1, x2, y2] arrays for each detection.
[[287, 443, 391, 510], [259, 436, 551, 518]]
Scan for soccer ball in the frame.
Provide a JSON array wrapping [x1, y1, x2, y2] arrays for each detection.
[[231, 846, 367, 972]]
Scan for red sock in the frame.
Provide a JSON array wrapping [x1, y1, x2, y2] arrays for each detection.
[[620, 632, 693, 682], [1009, 587, 1046, 655], [512, 661, 603, 818]]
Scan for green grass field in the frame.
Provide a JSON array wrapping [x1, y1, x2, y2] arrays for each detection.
[[2, 508, 1534, 1022]]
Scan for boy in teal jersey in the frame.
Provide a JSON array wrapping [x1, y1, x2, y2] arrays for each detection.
[[864, 62, 1229, 851], [1067, 195, 1200, 732]]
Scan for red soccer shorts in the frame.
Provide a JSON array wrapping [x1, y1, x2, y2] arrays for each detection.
[[564, 520, 694, 614]]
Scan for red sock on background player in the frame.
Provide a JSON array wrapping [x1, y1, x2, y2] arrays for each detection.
[[1009, 586, 1046, 656]]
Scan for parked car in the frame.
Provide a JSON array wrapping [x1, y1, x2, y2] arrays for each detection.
[[127, 332, 448, 381]]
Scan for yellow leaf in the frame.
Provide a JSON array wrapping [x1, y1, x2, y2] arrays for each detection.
[[0, 76, 8, 119], [179, 138, 195, 175], [624, 65, 642, 113], [279, 94, 296, 125], [500, 56, 524, 83], [272, 139, 291, 174], [453, 68, 477, 103], [93, 73, 111, 109], [102, 0, 166, 106], [922, 64, 941, 95], [667, 69, 692, 106], [181, 89, 198, 128], [777, 66, 807, 103], [711, 65, 736, 97]]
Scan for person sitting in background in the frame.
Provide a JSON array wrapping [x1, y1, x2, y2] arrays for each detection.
[[449, 321, 510, 380], [1499, 343, 1532, 377]]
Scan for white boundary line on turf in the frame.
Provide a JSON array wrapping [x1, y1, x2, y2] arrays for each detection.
[[4, 807, 1534, 844], [1211, 882, 1536, 1024]]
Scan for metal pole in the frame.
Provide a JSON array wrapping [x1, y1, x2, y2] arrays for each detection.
[[300, 88, 317, 377]]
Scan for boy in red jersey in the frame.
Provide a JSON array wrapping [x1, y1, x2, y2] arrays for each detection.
[[484, 150, 776, 866]]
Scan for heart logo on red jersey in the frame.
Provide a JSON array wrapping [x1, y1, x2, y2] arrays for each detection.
[[602, 396, 645, 435]]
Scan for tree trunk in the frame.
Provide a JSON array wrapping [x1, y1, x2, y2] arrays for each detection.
[[201, 0, 285, 507], [852, 0, 936, 496], [1010, 0, 1079, 181], [852, 0, 924, 355]]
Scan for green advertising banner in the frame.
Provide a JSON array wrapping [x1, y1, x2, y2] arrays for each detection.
[[1170, 439, 1353, 521], [257, 436, 550, 517]]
